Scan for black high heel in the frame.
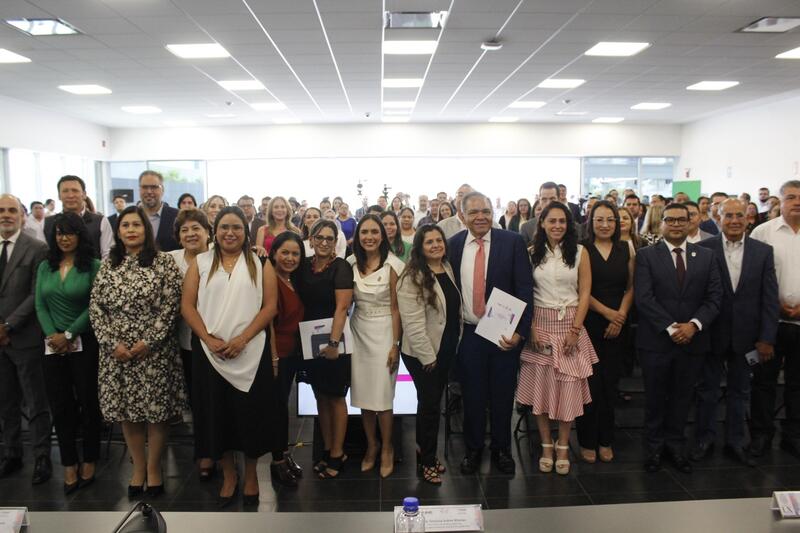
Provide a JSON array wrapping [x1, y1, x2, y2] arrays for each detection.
[[127, 484, 144, 498], [285, 453, 303, 478], [218, 483, 239, 509], [270, 461, 297, 488], [64, 480, 79, 495], [242, 490, 260, 506]]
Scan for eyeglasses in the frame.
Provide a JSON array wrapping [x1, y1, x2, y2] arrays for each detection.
[[218, 224, 244, 232], [663, 217, 689, 225], [313, 235, 335, 243], [140, 185, 161, 191]]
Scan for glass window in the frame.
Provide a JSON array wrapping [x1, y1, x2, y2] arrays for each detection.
[[582, 156, 676, 201]]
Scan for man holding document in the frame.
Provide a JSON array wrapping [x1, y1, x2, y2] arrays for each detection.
[[448, 192, 533, 475]]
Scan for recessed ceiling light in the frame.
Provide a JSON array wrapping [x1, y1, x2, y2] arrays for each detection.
[[383, 101, 415, 109], [382, 116, 410, 123], [383, 40, 438, 55], [631, 102, 671, 110], [776, 46, 800, 59], [382, 78, 424, 88], [58, 84, 111, 95], [739, 17, 800, 33], [384, 11, 448, 29], [217, 79, 265, 91], [556, 111, 588, 116], [121, 106, 161, 114], [6, 18, 79, 36], [686, 81, 739, 91], [206, 113, 236, 118], [272, 118, 302, 125], [538, 78, 585, 89], [0, 49, 31, 63], [488, 116, 519, 123], [164, 120, 196, 127], [585, 42, 650, 57], [166, 43, 230, 59], [509, 100, 546, 109], [250, 102, 287, 111], [592, 117, 624, 123]]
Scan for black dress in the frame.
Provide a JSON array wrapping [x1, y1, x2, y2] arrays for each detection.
[[297, 257, 355, 398], [576, 241, 630, 449]]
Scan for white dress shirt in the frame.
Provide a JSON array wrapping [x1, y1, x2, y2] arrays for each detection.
[[0, 229, 21, 259], [686, 231, 703, 244], [722, 236, 745, 292], [26, 216, 46, 242], [460, 230, 491, 325], [751, 216, 800, 325], [662, 239, 703, 333]]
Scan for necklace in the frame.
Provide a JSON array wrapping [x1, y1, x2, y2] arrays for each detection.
[[221, 254, 238, 270]]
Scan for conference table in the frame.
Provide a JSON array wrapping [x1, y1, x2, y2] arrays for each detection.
[[23, 497, 798, 532]]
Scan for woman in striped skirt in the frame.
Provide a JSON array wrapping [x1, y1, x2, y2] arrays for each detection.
[[517, 201, 597, 475]]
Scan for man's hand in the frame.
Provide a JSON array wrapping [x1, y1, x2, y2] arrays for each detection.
[[755, 341, 775, 363], [670, 323, 698, 345], [499, 333, 522, 351]]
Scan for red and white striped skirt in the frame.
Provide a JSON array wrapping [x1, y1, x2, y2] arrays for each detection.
[[516, 306, 599, 422]]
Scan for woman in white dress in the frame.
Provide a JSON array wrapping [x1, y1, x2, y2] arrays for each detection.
[[347, 214, 404, 478]]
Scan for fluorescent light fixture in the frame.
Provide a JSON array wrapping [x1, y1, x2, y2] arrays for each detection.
[[58, 84, 111, 95], [6, 18, 79, 36], [739, 17, 800, 33], [206, 113, 236, 118], [509, 100, 546, 109], [631, 102, 671, 110], [556, 111, 588, 116], [686, 81, 739, 91], [538, 78, 585, 89], [383, 40, 438, 55], [384, 11, 448, 29], [776, 46, 800, 59], [250, 102, 287, 111], [121, 106, 161, 114], [217, 79, 265, 91], [272, 118, 302, 125], [585, 41, 650, 57], [383, 101, 415, 109], [166, 43, 230, 59], [164, 120, 196, 127], [592, 117, 624, 123], [382, 116, 410, 123], [382, 78, 423, 88], [0, 49, 31, 63], [488, 116, 519, 123]]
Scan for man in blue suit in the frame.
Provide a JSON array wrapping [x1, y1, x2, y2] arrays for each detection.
[[448, 191, 533, 474], [635, 203, 722, 474], [692, 199, 779, 466]]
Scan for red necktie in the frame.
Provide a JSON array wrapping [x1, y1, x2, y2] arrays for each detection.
[[673, 248, 685, 288], [473, 238, 486, 318]]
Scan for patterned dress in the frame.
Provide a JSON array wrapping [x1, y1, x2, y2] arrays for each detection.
[[90, 252, 186, 423]]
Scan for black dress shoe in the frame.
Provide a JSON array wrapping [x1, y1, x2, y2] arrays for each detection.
[[31, 455, 52, 485], [218, 483, 239, 509], [270, 461, 298, 488], [78, 475, 96, 489], [242, 492, 260, 506], [460, 450, 482, 475], [0, 457, 23, 478], [491, 449, 516, 474], [145, 484, 164, 497], [668, 453, 692, 474], [128, 484, 144, 498], [63, 480, 79, 495], [644, 453, 661, 473], [285, 454, 303, 478], [689, 441, 715, 462], [724, 445, 755, 467], [780, 438, 800, 459], [750, 435, 772, 457]]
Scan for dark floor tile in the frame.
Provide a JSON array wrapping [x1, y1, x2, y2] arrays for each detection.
[[480, 473, 584, 498], [758, 464, 800, 487], [286, 476, 381, 502], [590, 491, 692, 505], [577, 470, 684, 495], [690, 487, 777, 500], [671, 466, 780, 491], [279, 499, 380, 512], [485, 494, 591, 509], [381, 474, 483, 503]]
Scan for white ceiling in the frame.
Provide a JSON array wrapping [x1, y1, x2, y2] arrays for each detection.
[[1, 0, 800, 127]]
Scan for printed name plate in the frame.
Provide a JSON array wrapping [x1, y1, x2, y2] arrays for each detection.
[[393, 504, 484, 532], [772, 491, 800, 518], [0, 507, 28, 533]]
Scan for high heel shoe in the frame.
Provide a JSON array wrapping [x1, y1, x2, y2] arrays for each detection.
[[539, 443, 554, 473], [145, 469, 164, 497], [64, 480, 79, 495], [198, 459, 216, 482], [598, 446, 614, 463], [242, 490, 260, 506], [270, 461, 298, 488], [555, 443, 571, 475], [217, 483, 239, 509], [362, 445, 378, 472], [380, 448, 394, 479], [285, 453, 303, 478], [127, 484, 144, 498]]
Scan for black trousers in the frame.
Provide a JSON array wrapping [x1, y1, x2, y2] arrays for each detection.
[[272, 354, 300, 456], [751, 323, 800, 439], [180, 348, 193, 407], [42, 333, 102, 467], [576, 334, 623, 449], [402, 350, 454, 467], [640, 348, 705, 455]]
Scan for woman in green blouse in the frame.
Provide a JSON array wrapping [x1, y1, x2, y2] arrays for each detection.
[[381, 211, 410, 263], [35, 212, 101, 494]]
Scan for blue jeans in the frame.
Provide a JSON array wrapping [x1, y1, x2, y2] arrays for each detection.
[[695, 350, 752, 449]]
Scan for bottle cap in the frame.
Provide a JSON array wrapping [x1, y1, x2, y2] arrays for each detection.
[[402, 497, 419, 511]]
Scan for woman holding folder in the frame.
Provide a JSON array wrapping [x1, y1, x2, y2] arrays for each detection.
[[297, 219, 354, 479], [397, 224, 462, 484]]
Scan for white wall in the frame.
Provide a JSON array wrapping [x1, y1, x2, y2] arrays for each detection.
[[109, 123, 681, 161], [680, 93, 800, 196], [0, 95, 110, 161]]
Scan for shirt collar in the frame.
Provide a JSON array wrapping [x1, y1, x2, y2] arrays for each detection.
[[664, 239, 687, 254], [776, 215, 799, 234], [2, 229, 21, 244], [150, 203, 165, 218], [467, 230, 491, 245], [723, 234, 744, 248]]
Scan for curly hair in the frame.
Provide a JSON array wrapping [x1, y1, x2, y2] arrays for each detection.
[[529, 201, 578, 269], [45, 212, 96, 272], [399, 224, 448, 310], [109, 206, 157, 268]]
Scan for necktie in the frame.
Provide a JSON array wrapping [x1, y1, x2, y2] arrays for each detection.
[[0, 241, 8, 282], [673, 247, 685, 288], [473, 238, 486, 318]]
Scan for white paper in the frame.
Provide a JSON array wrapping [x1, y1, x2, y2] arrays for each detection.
[[0, 508, 27, 533], [772, 491, 800, 518], [44, 335, 83, 355], [394, 504, 484, 532], [298, 317, 352, 360], [475, 288, 527, 347], [745, 349, 760, 366]]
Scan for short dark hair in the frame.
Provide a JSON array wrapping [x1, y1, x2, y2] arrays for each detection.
[[367, 205, 384, 215], [112, 194, 126, 202], [177, 193, 197, 207], [683, 201, 699, 210], [57, 175, 86, 192], [138, 170, 163, 184], [540, 181, 559, 193], [45, 198, 54, 205], [759, 187, 769, 192], [237, 195, 255, 204], [30, 201, 43, 210], [698, 195, 709, 203], [663, 202, 690, 217], [623, 194, 640, 204], [710, 191, 729, 200]]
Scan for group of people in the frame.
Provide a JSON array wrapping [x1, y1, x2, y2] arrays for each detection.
[[0, 171, 797, 510]]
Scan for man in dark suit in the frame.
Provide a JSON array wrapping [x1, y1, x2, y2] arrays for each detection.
[[44, 175, 113, 258], [138, 170, 179, 251], [448, 192, 533, 474], [623, 194, 645, 233], [691, 199, 779, 466], [237, 195, 265, 243], [558, 184, 583, 224], [635, 203, 722, 474], [107, 193, 127, 231], [0, 194, 52, 484]]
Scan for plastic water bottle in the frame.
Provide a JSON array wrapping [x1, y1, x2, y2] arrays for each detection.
[[395, 497, 425, 532]]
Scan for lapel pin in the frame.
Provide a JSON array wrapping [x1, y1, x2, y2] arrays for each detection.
[[691, 252, 696, 257]]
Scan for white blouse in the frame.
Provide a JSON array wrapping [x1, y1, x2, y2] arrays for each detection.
[[533, 244, 582, 314], [167, 249, 192, 351]]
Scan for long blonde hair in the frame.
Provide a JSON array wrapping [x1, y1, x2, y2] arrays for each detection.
[[266, 196, 301, 235], [644, 204, 665, 236]]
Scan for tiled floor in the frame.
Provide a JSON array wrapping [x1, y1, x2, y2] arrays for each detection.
[[1, 389, 797, 513]]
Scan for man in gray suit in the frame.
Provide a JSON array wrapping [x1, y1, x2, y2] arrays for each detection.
[[0, 194, 52, 484], [685, 201, 713, 243]]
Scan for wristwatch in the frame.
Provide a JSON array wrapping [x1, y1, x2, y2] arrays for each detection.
[[64, 331, 73, 341], [327, 339, 340, 348]]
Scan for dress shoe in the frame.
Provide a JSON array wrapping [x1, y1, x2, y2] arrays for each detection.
[[644, 453, 661, 473], [243, 491, 260, 506], [668, 452, 692, 474], [460, 450, 482, 475], [218, 483, 239, 509], [270, 461, 298, 488], [781, 438, 800, 459], [63, 480, 79, 495], [77, 475, 95, 490], [31, 455, 52, 485], [128, 484, 144, 498], [0, 457, 23, 478], [285, 454, 303, 478], [749, 435, 772, 457], [689, 441, 715, 462], [491, 449, 516, 474], [145, 484, 164, 497], [724, 445, 755, 467]]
